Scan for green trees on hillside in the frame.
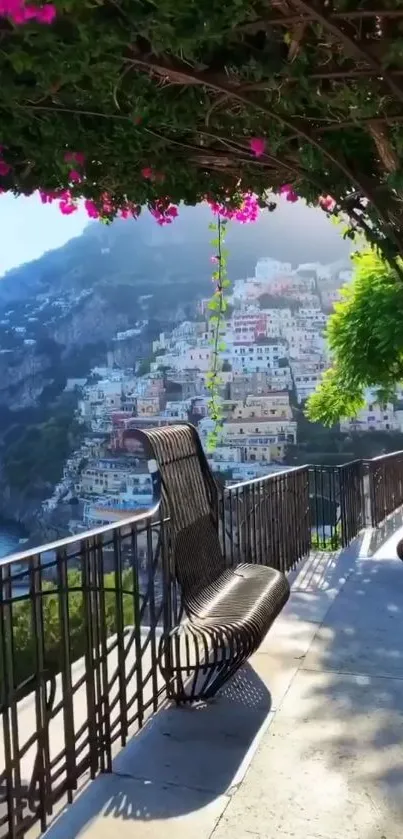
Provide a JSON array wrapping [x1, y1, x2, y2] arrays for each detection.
[[4, 409, 82, 494], [8, 569, 136, 691], [306, 251, 403, 425]]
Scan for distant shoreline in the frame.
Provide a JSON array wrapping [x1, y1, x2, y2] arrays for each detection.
[[0, 519, 28, 560]]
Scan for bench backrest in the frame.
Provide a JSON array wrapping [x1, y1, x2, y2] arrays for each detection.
[[134, 424, 225, 600]]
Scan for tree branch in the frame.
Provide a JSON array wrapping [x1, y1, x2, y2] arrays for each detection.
[[290, 0, 403, 106], [129, 51, 403, 253]]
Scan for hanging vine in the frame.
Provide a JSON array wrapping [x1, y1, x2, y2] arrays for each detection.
[[206, 215, 230, 450]]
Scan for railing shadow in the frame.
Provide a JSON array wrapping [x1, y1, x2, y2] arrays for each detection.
[[212, 532, 403, 839], [43, 662, 271, 837], [367, 505, 403, 556], [288, 530, 366, 595], [283, 542, 403, 837]]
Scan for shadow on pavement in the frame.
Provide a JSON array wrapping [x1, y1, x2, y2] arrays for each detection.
[[43, 662, 271, 838]]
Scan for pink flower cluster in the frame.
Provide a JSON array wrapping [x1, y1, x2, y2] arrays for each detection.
[[39, 188, 77, 214], [209, 193, 260, 223], [249, 138, 266, 158], [278, 184, 298, 203], [149, 200, 178, 225], [84, 199, 99, 219], [39, 188, 141, 220], [141, 167, 165, 184], [319, 194, 336, 212], [0, 0, 56, 24], [0, 146, 10, 177], [64, 151, 86, 185]]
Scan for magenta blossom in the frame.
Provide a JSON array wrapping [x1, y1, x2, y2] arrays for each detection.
[[22, 4, 37, 19], [64, 151, 85, 166], [209, 192, 260, 223], [35, 3, 56, 23], [319, 194, 336, 212], [249, 137, 266, 158], [60, 201, 78, 215], [84, 199, 100, 219], [0, 1, 56, 24], [149, 199, 178, 225], [0, 161, 10, 176], [141, 167, 154, 179], [279, 184, 299, 203], [68, 169, 82, 183]]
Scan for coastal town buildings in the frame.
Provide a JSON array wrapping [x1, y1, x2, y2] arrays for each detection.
[[40, 254, 400, 531]]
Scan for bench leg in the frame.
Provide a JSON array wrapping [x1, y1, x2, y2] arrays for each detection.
[[158, 621, 261, 703]]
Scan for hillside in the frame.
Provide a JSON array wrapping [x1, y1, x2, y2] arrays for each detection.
[[0, 200, 353, 405], [0, 199, 353, 528]]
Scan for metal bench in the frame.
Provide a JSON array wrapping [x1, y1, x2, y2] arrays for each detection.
[[135, 423, 290, 702]]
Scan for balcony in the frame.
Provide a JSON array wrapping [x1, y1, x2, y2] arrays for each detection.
[[1, 449, 403, 838]]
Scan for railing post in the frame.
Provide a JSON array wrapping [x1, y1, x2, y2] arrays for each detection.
[[366, 450, 403, 527]]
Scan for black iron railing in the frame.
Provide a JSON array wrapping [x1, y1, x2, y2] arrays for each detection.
[[0, 504, 171, 839], [1, 447, 403, 837], [367, 449, 403, 527], [309, 460, 365, 549], [222, 467, 310, 572]]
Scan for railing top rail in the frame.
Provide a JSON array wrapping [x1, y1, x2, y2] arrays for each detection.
[[365, 448, 403, 463], [308, 459, 363, 469], [0, 499, 161, 569], [3, 443, 403, 570], [226, 465, 307, 492]]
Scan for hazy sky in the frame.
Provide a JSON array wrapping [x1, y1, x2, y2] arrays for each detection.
[[0, 191, 352, 279], [0, 193, 88, 277]]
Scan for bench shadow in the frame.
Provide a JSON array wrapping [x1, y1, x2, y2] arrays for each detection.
[[44, 662, 271, 838]]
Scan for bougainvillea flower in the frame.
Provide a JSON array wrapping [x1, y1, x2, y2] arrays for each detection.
[[249, 137, 266, 157]]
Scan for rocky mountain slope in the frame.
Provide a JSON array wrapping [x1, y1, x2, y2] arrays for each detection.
[[0, 201, 353, 528]]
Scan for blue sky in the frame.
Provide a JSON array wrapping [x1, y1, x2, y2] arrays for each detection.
[[0, 193, 88, 277]]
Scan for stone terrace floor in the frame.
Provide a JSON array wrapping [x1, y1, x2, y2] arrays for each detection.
[[43, 510, 403, 839]]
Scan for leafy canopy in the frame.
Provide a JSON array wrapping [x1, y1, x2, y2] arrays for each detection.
[[2, 1, 403, 251], [306, 250, 403, 426], [4, 0, 403, 423]]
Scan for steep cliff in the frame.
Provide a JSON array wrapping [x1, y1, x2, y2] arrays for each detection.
[[52, 289, 132, 349], [0, 347, 54, 408]]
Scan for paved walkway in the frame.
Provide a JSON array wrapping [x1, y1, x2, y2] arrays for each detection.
[[43, 518, 403, 839]]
